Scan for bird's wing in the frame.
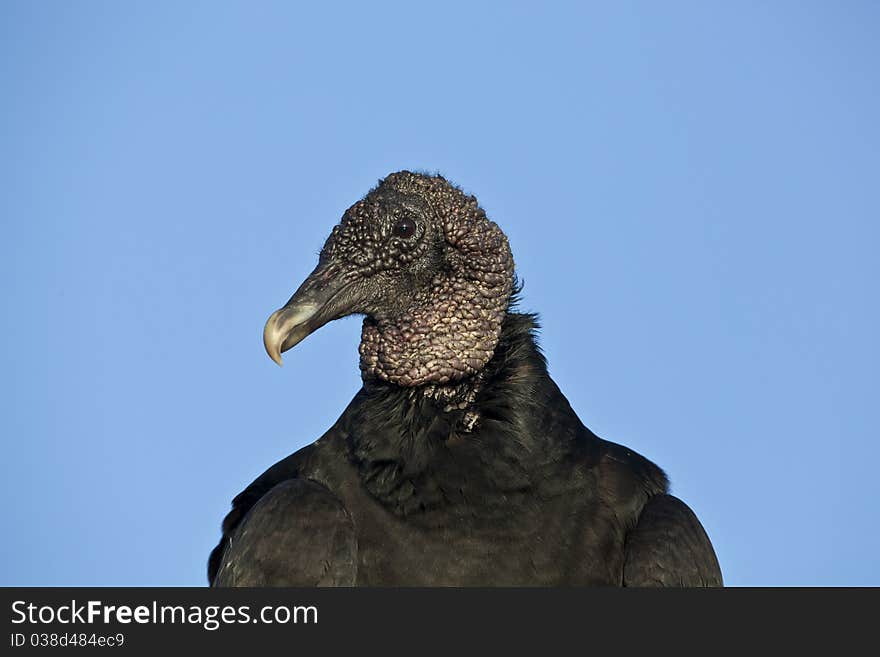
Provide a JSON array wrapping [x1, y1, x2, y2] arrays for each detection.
[[623, 493, 722, 587], [211, 478, 357, 587]]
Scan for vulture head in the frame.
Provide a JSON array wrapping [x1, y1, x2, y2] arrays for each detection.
[[263, 171, 516, 388]]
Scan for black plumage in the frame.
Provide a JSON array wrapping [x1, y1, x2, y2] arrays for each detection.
[[209, 172, 722, 586]]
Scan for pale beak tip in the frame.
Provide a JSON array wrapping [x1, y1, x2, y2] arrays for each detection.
[[262, 302, 319, 368], [263, 309, 286, 367]]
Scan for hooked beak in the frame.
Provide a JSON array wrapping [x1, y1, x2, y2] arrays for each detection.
[[262, 262, 355, 366]]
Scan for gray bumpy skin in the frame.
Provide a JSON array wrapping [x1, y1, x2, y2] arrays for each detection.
[[329, 172, 516, 387]]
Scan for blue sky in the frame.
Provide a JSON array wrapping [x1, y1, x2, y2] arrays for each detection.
[[2, 1, 877, 586]]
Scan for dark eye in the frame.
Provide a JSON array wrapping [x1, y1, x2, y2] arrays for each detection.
[[392, 217, 416, 239]]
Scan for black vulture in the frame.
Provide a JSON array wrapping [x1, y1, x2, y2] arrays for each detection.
[[209, 171, 722, 586]]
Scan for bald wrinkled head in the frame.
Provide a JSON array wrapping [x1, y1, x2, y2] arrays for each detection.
[[263, 171, 515, 388]]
